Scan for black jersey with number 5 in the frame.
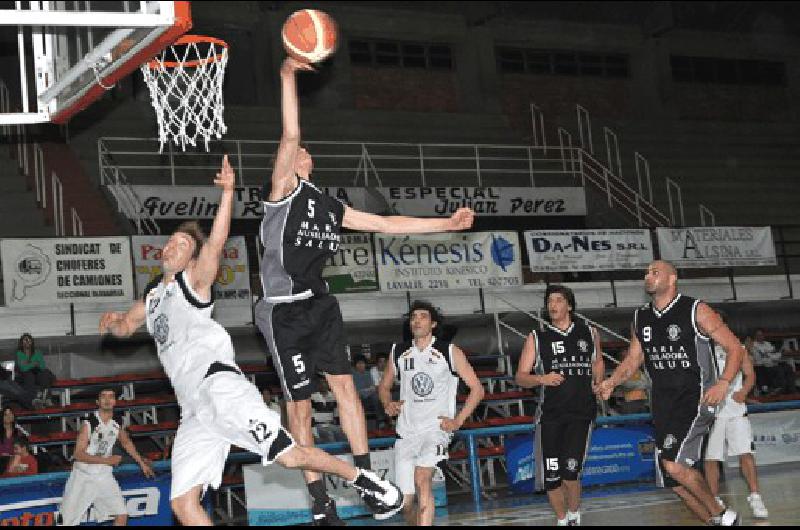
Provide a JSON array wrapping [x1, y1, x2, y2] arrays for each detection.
[[533, 320, 598, 423], [259, 180, 345, 302], [633, 293, 718, 391]]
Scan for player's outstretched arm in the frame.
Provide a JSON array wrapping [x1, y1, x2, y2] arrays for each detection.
[[99, 301, 146, 339], [118, 427, 155, 478], [268, 58, 314, 201], [598, 326, 645, 400], [696, 303, 744, 405], [440, 346, 484, 432], [378, 348, 403, 417], [342, 206, 474, 234], [190, 155, 235, 296]]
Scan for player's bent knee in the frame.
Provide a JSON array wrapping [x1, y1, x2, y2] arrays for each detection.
[[277, 445, 308, 468]]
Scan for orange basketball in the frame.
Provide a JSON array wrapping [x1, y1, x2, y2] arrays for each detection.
[[281, 9, 338, 64]]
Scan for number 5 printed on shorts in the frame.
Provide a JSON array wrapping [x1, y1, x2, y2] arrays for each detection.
[[292, 354, 306, 375]]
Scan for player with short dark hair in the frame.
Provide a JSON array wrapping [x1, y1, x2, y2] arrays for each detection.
[[59, 388, 154, 526], [255, 57, 474, 525], [516, 285, 604, 526], [378, 301, 484, 526], [598, 261, 744, 526]]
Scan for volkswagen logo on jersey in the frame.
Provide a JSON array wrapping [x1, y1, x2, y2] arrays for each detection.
[[577, 339, 589, 353], [566, 458, 579, 472], [411, 372, 435, 397], [667, 324, 682, 342], [154, 314, 169, 345], [663, 434, 677, 450]]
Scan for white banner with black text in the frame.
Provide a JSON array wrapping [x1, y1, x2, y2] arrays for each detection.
[[116, 185, 586, 218], [656, 227, 776, 268], [0, 237, 134, 307], [525, 229, 654, 272]]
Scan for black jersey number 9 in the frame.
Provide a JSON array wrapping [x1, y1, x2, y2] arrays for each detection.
[[643, 326, 651, 342]]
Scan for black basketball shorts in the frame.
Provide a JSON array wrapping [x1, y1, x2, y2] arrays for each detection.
[[652, 384, 717, 488], [255, 294, 351, 401], [535, 419, 594, 491]]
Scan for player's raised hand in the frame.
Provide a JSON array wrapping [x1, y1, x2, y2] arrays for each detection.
[[448, 208, 475, 231], [99, 312, 125, 335], [541, 372, 565, 387], [214, 154, 235, 193], [384, 400, 404, 417], [702, 380, 730, 406], [438, 416, 463, 433], [596, 378, 616, 401], [280, 56, 316, 76], [140, 460, 156, 479]]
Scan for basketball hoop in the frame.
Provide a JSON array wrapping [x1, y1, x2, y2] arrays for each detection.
[[141, 35, 228, 152]]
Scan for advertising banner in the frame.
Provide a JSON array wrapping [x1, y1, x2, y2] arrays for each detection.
[[506, 425, 656, 494], [656, 227, 776, 268], [375, 231, 523, 291], [727, 410, 800, 467], [0, 470, 175, 526], [131, 235, 251, 302], [1, 238, 134, 307], [525, 229, 653, 272], [322, 234, 378, 294], [380, 187, 586, 217], [120, 185, 585, 218]]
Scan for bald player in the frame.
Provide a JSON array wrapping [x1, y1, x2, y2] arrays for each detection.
[[597, 260, 744, 526]]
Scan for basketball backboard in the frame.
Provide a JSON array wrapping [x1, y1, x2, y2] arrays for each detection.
[[0, 1, 191, 125]]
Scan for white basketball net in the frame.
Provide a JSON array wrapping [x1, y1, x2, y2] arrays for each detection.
[[141, 38, 228, 152]]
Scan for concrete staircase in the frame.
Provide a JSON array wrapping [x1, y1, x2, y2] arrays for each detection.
[[0, 150, 54, 238], [582, 119, 800, 227]]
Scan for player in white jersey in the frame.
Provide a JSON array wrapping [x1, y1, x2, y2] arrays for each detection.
[[59, 389, 155, 526], [379, 301, 484, 526], [704, 334, 769, 519], [99, 157, 403, 525]]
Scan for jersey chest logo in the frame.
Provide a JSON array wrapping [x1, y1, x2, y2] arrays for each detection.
[[667, 324, 682, 342], [148, 295, 160, 314], [411, 372, 435, 397], [577, 339, 589, 353], [154, 314, 170, 345]]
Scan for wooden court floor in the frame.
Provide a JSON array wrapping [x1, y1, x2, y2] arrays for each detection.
[[364, 462, 798, 526]]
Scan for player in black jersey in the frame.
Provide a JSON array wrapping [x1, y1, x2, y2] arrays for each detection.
[[598, 261, 745, 526], [255, 57, 475, 525], [515, 285, 604, 526]]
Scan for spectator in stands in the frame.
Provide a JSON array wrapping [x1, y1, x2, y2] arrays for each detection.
[[616, 350, 650, 415], [15, 334, 55, 407], [3, 438, 38, 476], [370, 354, 387, 387], [310, 379, 346, 443], [749, 329, 797, 395], [352, 355, 388, 428], [0, 363, 36, 409]]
